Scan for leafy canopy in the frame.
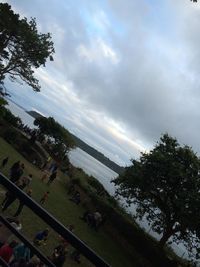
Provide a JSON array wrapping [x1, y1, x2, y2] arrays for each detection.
[[113, 134, 200, 256], [34, 116, 75, 150], [0, 3, 54, 91]]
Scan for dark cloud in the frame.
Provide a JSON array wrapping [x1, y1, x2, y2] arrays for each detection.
[[3, 0, 200, 165]]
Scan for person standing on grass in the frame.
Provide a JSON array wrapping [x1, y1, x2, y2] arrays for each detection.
[[1, 157, 9, 168], [10, 163, 25, 183], [2, 180, 27, 212], [13, 189, 32, 217], [47, 171, 57, 186], [39, 191, 49, 205]]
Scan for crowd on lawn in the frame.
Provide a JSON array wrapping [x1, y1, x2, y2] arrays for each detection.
[[0, 156, 105, 266]]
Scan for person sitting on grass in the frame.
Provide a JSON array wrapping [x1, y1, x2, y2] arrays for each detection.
[[13, 242, 30, 263], [70, 249, 81, 264], [33, 229, 49, 246], [0, 218, 22, 248], [50, 244, 67, 267], [0, 240, 18, 263], [1, 156, 9, 168], [58, 225, 75, 248], [39, 191, 49, 205]]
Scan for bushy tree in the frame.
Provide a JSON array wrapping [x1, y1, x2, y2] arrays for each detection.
[[34, 116, 75, 151], [113, 134, 200, 256], [0, 3, 54, 91], [0, 96, 8, 117]]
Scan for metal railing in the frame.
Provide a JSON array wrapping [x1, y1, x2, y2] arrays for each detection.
[[0, 172, 111, 267], [0, 257, 9, 267], [0, 216, 55, 267]]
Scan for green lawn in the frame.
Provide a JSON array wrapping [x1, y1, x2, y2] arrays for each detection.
[[0, 137, 137, 267]]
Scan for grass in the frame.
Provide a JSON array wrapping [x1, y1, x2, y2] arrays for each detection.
[[0, 137, 139, 267]]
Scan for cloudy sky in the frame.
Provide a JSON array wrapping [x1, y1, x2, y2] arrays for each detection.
[[3, 0, 200, 166]]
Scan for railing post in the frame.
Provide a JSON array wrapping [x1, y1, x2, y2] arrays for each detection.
[[0, 173, 111, 267], [0, 216, 55, 267]]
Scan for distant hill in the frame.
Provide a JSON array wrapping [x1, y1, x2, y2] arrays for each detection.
[[71, 134, 124, 175], [27, 109, 124, 175], [26, 110, 44, 119]]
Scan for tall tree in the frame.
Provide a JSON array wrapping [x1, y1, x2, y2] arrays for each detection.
[[34, 116, 75, 151], [113, 134, 200, 256], [0, 3, 54, 91]]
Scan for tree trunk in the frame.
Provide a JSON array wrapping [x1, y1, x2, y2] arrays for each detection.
[[159, 228, 174, 248]]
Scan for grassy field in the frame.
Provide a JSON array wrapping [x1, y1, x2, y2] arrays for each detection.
[[0, 137, 139, 267]]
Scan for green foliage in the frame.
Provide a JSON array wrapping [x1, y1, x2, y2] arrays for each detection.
[[0, 96, 8, 117], [114, 134, 200, 256], [34, 116, 75, 150], [2, 108, 22, 127], [0, 3, 54, 91], [87, 176, 106, 193], [3, 128, 20, 144]]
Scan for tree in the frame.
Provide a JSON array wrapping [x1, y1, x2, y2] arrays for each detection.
[[0, 96, 7, 117], [34, 116, 75, 152], [0, 3, 54, 91], [113, 134, 200, 256]]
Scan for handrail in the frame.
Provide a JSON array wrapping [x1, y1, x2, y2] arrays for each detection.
[[0, 173, 111, 267], [0, 216, 55, 267], [0, 257, 9, 267]]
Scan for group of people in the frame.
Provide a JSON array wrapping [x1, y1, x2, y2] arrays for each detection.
[[33, 226, 80, 266], [0, 154, 109, 266], [1, 159, 33, 216], [0, 217, 40, 266]]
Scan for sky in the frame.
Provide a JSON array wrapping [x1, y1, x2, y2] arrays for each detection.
[[2, 0, 200, 166]]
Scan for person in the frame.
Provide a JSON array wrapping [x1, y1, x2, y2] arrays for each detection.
[[21, 174, 32, 187], [70, 249, 81, 264], [13, 189, 32, 217], [10, 163, 24, 183], [40, 170, 49, 182], [1, 156, 9, 168], [33, 229, 49, 246], [13, 243, 30, 262], [58, 225, 75, 248], [0, 240, 18, 263], [39, 191, 49, 205], [93, 211, 102, 231], [51, 244, 67, 267], [10, 258, 28, 267], [2, 180, 27, 212], [0, 218, 22, 247], [47, 171, 57, 186]]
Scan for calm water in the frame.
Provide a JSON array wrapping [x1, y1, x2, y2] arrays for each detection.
[[6, 100, 118, 195], [6, 99, 188, 259]]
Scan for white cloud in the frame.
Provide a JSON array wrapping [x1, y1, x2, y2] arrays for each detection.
[[77, 38, 119, 64]]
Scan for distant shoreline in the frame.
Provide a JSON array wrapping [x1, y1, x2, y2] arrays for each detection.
[[6, 97, 124, 175]]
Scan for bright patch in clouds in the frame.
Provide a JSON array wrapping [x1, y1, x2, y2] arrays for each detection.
[[77, 38, 119, 64], [4, 0, 200, 166]]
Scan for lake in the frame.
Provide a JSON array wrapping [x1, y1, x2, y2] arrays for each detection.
[[6, 99, 188, 259]]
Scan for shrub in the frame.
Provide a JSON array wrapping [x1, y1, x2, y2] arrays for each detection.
[[3, 128, 20, 144]]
